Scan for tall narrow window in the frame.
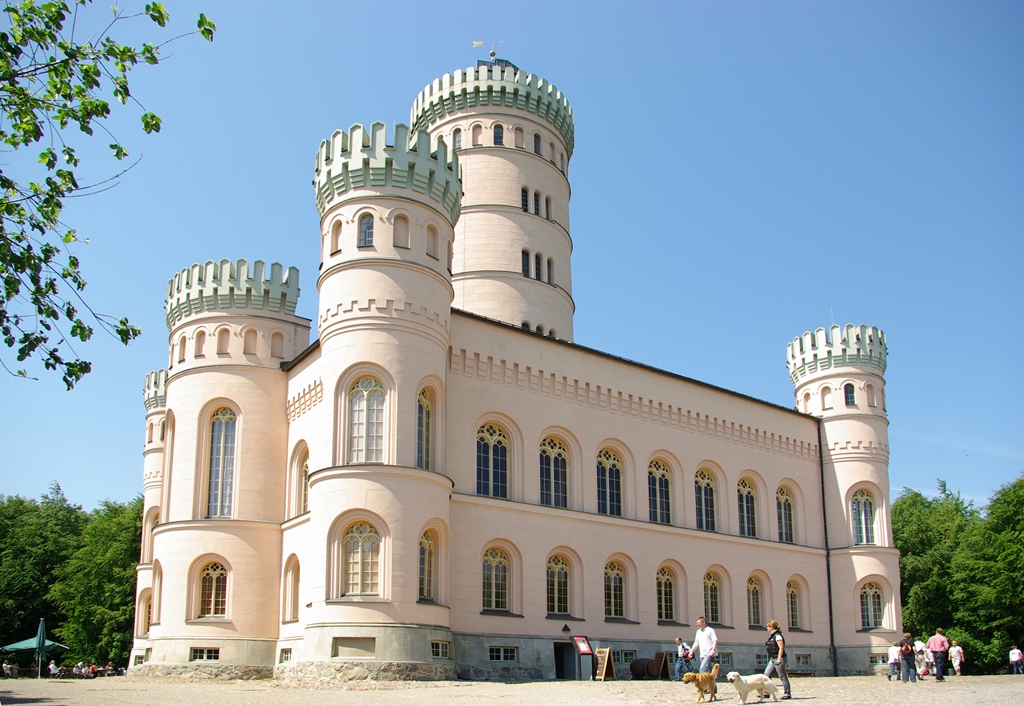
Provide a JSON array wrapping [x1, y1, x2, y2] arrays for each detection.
[[866, 384, 877, 407], [471, 124, 482, 146], [270, 332, 284, 358], [786, 581, 800, 629], [703, 573, 720, 624], [545, 196, 551, 220], [547, 258, 554, 285], [534, 253, 542, 281], [514, 126, 524, 148], [860, 582, 883, 628], [821, 387, 832, 409], [521, 188, 529, 212], [656, 568, 675, 622], [546, 555, 569, 615], [416, 389, 432, 471], [342, 522, 380, 595], [217, 328, 230, 354], [604, 562, 624, 618], [476, 424, 508, 498], [358, 214, 374, 247], [533, 192, 540, 215], [549, 142, 555, 160], [695, 470, 716, 531], [648, 460, 671, 524], [426, 224, 439, 258], [852, 490, 875, 544], [747, 577, 762, 627], [521, 249, 530, 276], [844, 383, 856, 406], [300, 455, 309, 515], [243, 329, 257, 355], [349, 376, 385, 464], [453, 129, 462, 150], [393, 214, 410, 248], [482, 548, 508, 610], [738, 479, 757, 537], [777, 488, 794, 543], [539, 437, 568, 508], [194, 331, 206, 357], [207, 408, 236, 518], [330, 221, 342, 253], [493, 123, 504, 145], [283, 557, 300, 622], [178, 335, 186, 362], [198, 562, 227, 617], [419, 531, 435, 601], [596, 449, 622, 517], [533, 133, 541, 154]]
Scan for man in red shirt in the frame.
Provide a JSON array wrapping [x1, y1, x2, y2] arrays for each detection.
[[926, 628, 950, 681]]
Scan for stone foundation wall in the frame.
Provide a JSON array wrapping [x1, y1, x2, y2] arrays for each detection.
[[455, 664, 545, 681], [127, 663, 274, 681], [273, 660, 458, 683]]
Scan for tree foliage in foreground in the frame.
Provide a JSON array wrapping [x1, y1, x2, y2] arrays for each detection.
[[49, 496, 142, 664], [893, 474, 1024, 674], [0, 1, 215, 388]]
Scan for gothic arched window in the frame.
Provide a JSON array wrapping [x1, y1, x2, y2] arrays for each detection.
[[604, 562, 625, 618], [596, 449, 622, 517], [648, 460, 671, 524], [416, 389, 431, 471], [198, 562, 227, 617], [657, 567, 675, 622], [418, 531, 435, 601], [738, 479, 756, 537], [349, 377, 384, 463], [342, 522, 380, 596], [852, 489, 875, 545], [703, 572, 720, 624], [493, 123, 504, 146], [747, 576, 762, 627], [786, 581, 800, 629], [860, 582, 883, 628], [539, 437, 568, 508], [358, 213, 374, 247], [695, 470, 716, 531], [482, 548, 509, 611], [546, 555, 569, 615], [777, 488, 794, 543], [476, 424, 508, 498], [206, 408, 236, 518], [844, 383, 856, 406]]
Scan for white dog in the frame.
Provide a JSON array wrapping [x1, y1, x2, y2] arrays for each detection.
[[726, 671, 779, 703]]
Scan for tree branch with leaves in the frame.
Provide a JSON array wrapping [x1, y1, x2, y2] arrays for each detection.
[[0, 0, 215, 388]]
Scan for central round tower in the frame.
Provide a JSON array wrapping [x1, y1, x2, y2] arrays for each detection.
[[410, 59, 576, 340]]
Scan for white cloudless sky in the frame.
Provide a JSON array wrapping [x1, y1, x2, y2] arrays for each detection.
[[1, 0, 1021, 511]]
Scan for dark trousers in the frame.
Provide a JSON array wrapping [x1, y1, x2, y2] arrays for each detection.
[[901, 655, 917, 683], [934, 651, 947, 679]]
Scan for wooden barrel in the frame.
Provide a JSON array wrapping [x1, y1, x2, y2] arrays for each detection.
[[630, 658, 652, 680], [647, 657, 661, 677]]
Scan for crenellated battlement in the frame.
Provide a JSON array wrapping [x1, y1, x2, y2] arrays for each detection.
[[787, 324, 887, 385], [143, 369, 167, 411], [165, 258, 300, 331], [314, 122, 461, 225], [409, 63, 575, 157]]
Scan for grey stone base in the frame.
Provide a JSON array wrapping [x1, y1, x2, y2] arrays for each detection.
[[455, 664, 545, 681], [127, 663, 274, 680], [274, 660, 458, 683]]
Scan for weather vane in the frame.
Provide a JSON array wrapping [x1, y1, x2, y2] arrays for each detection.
[[472, 40, 504, 60]]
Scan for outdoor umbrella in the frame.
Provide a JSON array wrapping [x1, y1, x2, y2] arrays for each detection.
[[0, 619, 67, 677]]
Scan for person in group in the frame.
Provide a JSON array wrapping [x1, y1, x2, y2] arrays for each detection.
[[764, 619, 792, 700], [926, 628, 950, 681], [674, 637, 691, 681], [948, 641, 964, 676], [899, 632, 917, 683], [913, 636, 927, 677], [688, 616, 719, 695], [887, 641, 901, 681], [48, 660, 59, 677], [1010, 645, 1023, 675]]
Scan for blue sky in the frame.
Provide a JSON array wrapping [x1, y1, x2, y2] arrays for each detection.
[[2, 0, 1021, 511]]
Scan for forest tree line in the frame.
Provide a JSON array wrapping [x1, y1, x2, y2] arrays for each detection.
[[1, 476, 1022, 671]]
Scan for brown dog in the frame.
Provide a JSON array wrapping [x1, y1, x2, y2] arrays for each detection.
[[682, 663, 720, 702]]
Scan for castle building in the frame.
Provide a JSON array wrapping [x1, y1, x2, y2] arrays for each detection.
[[129, 60, 901, 680]]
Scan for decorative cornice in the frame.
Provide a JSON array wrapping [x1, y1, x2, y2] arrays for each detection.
[[143, 369, 167, 410], [787, 324, 887, 385]]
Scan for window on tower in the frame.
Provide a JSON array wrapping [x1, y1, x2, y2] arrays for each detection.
[[358, 214, 374, 247], [493, 124, 504, 146], [534, 133, 542, 155], [844, 383, 856, 406], [522, 250, 530, 277], [521, 188, 529, 212]]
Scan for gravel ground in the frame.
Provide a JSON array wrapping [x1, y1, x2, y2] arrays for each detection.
[[1, 674, 1021, 706]]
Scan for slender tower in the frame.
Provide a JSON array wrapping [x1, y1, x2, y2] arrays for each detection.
[[410, 59, 575, 339], [787, 324, 902, 670]]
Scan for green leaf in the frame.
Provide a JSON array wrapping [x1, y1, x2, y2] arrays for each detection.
[[141, 112, 161, 134]]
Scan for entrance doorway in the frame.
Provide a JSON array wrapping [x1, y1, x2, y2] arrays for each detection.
[[553, 641, 577, 679]]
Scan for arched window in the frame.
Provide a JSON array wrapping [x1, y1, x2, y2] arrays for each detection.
[[604, 562, 624, 618], [703, 572, 720, 624], [860, 582, 883, 628], [452, 128, 461, 150], [476, 424, 508, 498], [534, 253, 542, 280], [821, 387, 833, 409], [536, 325, 544, 335], [159, 419, 165, 441], [648, 460, 671, 524], [540, 437, 568, 508], [243, 329, 257, 355], [217, 328, 230, 354], [194, 330, 206, 357], [493, 123, 503, 145], [393, 214, 410, 248], [747, 576, 762, 627], [358, 214, 374, 247], [596, 449, 622, 517], [802, 391, 811, 413], [549, 141, 555, 160], [299, 455, 309, 515], [656, 567, 675, 622], [852, 489, 875, 544], [514, 126, 524, 148], [198, 562, 227, 617], [737, 479, 756, 537], [147, 422, 154, 444], [283, 557, 300, 622], [426, 224, 438, 258], [137, 593, 152, 635], [482, 547, 508, 610], [206, 408, 236, 518], [471, 124, 482, 146], [533, 133, 542, 155], [544, 196, 551, 220], [777, 488, 794, 543], [786, 581, 800, 629], [330, 220, 342, 252], [521, 188, 529, 212], [533, 191, 540, 215], [844, 383, 856, 406], [546, 555, 569, 615], [416, 389, 432, 471], [177, 335, 186, 363], [342, 522, 380, 596], [521, 249, 530, 276], [418, 531, 435, 601], [695, 470, 716, 531], [271, 332, 284, 358], [547, 258, 554, 285], [349, 376, 384, 464], [866, 384, 877, 407]]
